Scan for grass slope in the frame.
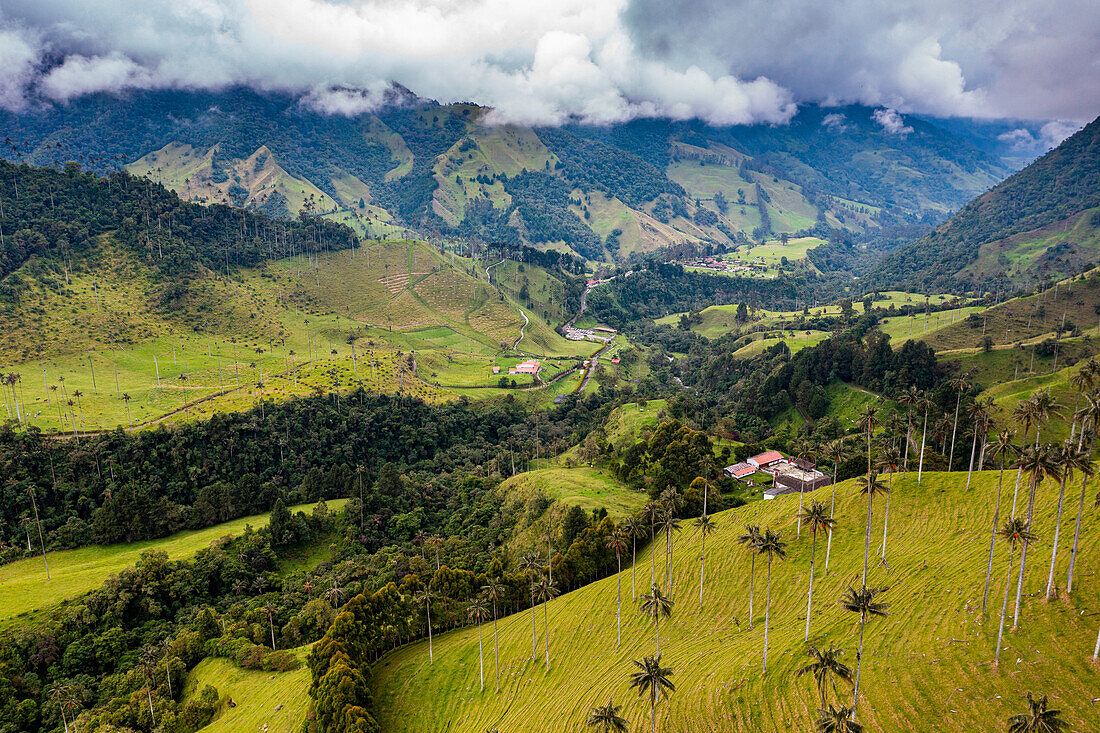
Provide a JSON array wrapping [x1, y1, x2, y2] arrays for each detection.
[[498, 468, 647, 521], [181, 646, 313, 733], [0, 500, 345, 623], [370, 471, 1100, 732]]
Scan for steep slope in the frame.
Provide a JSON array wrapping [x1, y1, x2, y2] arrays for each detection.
[[1, 89, 1012, 264], [875, 116, 1100, 289], [369, 471, 1100, 732]]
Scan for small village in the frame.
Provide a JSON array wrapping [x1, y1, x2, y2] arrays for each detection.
[[724, 449, 833, 500]]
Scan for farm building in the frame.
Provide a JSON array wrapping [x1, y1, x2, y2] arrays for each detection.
[[723, 462, 756, 480], [747, 450, 784, 469], [509, 359, 540, 375]]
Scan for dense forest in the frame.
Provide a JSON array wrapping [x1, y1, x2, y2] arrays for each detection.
[[0, 159, 356, 302]]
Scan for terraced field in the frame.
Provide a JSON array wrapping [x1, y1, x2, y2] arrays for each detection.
[[370, 471, 1100, 732]]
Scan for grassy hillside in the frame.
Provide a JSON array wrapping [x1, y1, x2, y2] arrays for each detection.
[[181, 646, 313, 733], [499, 468, 647, 520], [370, 471, 1100, 732], [0, 500, 344, 624]]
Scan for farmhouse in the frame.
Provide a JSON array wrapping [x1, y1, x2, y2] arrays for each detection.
[[747, 450, 784, 469], [509, 359, 540, 375]]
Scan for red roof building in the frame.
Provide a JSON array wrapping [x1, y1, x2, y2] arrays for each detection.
[[747, 450, 784, 468], [724, 462, 756, 479]]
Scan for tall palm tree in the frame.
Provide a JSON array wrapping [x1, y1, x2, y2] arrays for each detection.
[[518, 550, 543, 661], [1011, 444, 1060, 626], [467, 595, 489, 691], [693, 514, 717, 607], [758, 528, 788, 674], [640, 583, 674, 654], [622, 515, 643, 601], [839, 585, 889, 720], [534, 575, 559, 671], [946, 375, 972, 470], [855, 472, 887, 586], [965, 398, 992, 489], [1010, 395, 1039, 519], [801, 501, 836, 640], [797, 644, 852, 709], [481, 578, 506, 692], [915, 391, 932, 485], [660, 509, 682, 596], [262, 602, 278, 651], [737, 524, 763, 628], [1067, 391, 1100, 595], [1007, 692, 1067, 732], [855, 403, 880, 476], [820, 437, 849, 575], [1029, 389, 1061, 443], [608, 528, 629, 645], [995, 518, 1036, 665], [138, 645, 159, 726], [413, 588, 437, 664], [1067, 367, 1094, 442], [983, 431, 1018, 615], [1044, 442, 1091, 599], [586, 698, 629, 732], [629, 655, 675, 733], [817, 704, 863, 732], [642, 501, 661, 587], [898, 385, 922, 474], [874, 446, 901, 562]]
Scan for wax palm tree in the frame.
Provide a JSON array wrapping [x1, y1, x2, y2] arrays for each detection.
[[533, 574, 559, 672], [758, 528, 788, 674], [737, 524, 763, 628], [817, 704, 863, 732], [797, 644, 852, 709], [467, 595, 490, 691], [1067, 367, 1094, 442], [840, 585, 889, 719], [692, 514, 718, 606], [855, 403, 880, 475], [608, 528, 629, 645], [1011, 444, 1060, 626], [586, 698, 629, 732], [1009, 395, 1039, 518], [413, 588, 437, 664], [622, 515, 643, 601], [898, 385, 922, 473], [874, 446, 901, 563], [1029, 389, 1062, 443], [947, 375, 972, 470], [983, 431, 1018, 615], [855, 472, 887, 586], [995, 518, 1036, 665], [518, 550, 543, 660], [1044, 442, 1091, 599], [820, 437, 850, 575], [915, 391, 932, 485], [481, 578, 505, 692], [138, 645, 160, 726], [262, 602, 278, 651], [629, 655, 675, 733], [801, 501, 835, 640], [1067, 390, 1100, 595], [640, 583, 674, 654], [965, 398, 992, 489], [642, 501, 661, 586], [1007, 692, 1067, 732]]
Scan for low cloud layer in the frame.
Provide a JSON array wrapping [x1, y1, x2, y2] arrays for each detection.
[[0, 0, 1096, 125]]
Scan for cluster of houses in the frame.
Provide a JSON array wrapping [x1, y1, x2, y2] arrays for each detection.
[[492, 359, 542, 376], [724, 450, 833, 500], [564, 324, 618, 342], [679, 255, 764, 274]]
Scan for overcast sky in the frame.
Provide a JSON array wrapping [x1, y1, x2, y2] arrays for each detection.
[[1, 0, 1097, 131]]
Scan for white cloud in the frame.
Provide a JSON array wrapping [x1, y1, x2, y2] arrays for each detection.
[[872, 108, 914, 135], [821, 113, 847, 131], [300, 84, 390, 117], [1037, 120, 1081, 148], [40, 53, 154, 102], [0, 24, 40, 111]]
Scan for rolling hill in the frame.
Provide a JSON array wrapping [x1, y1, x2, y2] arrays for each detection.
[[0, 89, 1012, 264], [367, 470, 1100, 732], [875, 115, 1100, 289]]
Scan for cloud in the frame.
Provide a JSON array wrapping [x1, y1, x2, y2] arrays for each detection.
[[872, 108, 914, 135], [0, 0, 1097, 123], [997, 120, 1083, 153], [821, 113, 847, 131]]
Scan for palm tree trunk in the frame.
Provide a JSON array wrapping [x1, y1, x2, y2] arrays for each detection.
[[530, 589, 537, 661], [1010, 425, 1030, 519], [1044, 472, 1070, 599], [995, 546, 1016, 664], [616, 552, 622, 646], [1094, 620, 1100, 660], [982, 466, 1006, 614], [144, 671, 156, 726], [852, 612, 866, 720], [797, 482, 804, 538], [904, 418, 911, 474], [493, 603, 499, 692], [650, 694, 657, 733], [762, 556, 773, 673], [543, 599, 550, 672], [426, 602, 434, 664], [748, 555, 756, 629], [917, 409, 928, 485], [650, 522, 656, 586], [949, 391, 962, 469], [805, 529, 817, 641], [655, 608, 661, 654], [1013, 481, 1040, 626], [632, 536, 637, 601], [966, 426, 979, 490], [699, 533, 706, 607], [862, 484, 873, 587], [880, 473, 892, 561], [478, 619, 484, 691], [825, 463, 837, 575], [1066, 434, 1094, 595]]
